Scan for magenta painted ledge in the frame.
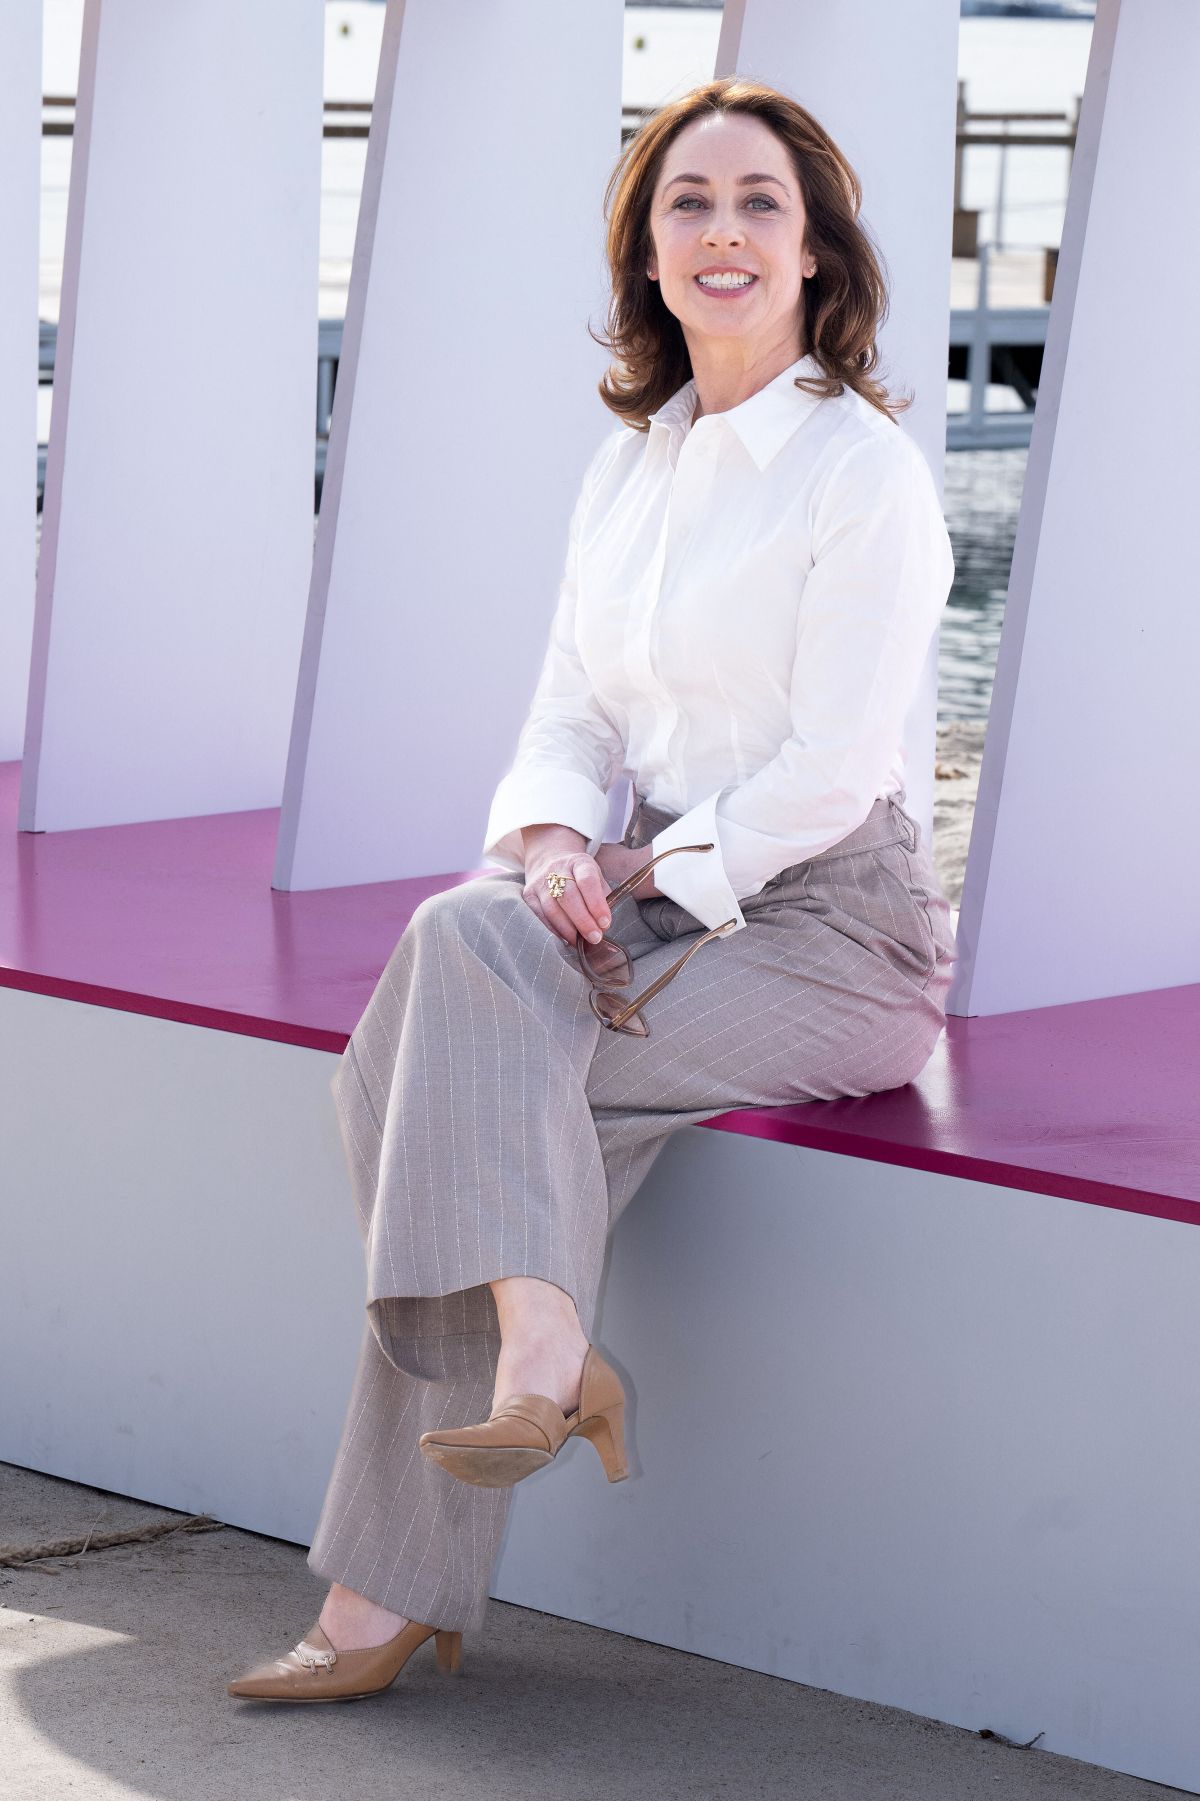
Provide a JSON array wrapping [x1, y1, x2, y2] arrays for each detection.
[[707, 983, 1200, 1228], [2, 760, 1198, 1226]]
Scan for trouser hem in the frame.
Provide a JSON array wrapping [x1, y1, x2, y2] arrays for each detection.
[[304, 1543, 490, 1638]]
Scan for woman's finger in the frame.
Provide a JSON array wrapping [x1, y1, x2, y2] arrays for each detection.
[[526, 856, 611, 945], [547, 853, 609, 943], [553, 878, 609, 946], [571, 859, 613, 934]]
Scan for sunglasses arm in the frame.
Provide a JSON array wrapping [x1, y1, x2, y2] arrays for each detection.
[[604, 917, 739, 1030], [605, 840, 718, 907]]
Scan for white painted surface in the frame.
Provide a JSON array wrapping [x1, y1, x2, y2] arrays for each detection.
[[0, 986, 364, 1544], [3, 981, 1197, 1789], [951, 0, 1200, 1014], [716, 0, 960, 866], [274, 0, 627, 889], [20, 0, 323, 832], [497, 1124, 1200, 1795], [0, 1, 42, 758]]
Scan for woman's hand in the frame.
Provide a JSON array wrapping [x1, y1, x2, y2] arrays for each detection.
[[521, 824, 613, 948], [521, 826, 662, 948]]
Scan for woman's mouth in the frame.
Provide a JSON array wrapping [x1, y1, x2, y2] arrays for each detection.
[[694, 273, 758, 297]]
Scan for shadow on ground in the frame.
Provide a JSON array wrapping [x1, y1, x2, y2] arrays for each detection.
[[1, 1463, 1189, 1801]]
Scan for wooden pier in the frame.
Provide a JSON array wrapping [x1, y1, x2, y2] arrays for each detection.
[[33, 82, 1071, 502]]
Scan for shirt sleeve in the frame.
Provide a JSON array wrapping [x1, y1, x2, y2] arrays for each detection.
[[649, 428, 955, 932], [481, 432, 627, 873]]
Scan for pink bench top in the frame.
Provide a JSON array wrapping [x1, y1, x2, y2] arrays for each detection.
[[2, 761, 1196, 1227]]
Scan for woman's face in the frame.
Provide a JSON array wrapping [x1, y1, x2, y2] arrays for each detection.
[[646, 113, 816, 361]]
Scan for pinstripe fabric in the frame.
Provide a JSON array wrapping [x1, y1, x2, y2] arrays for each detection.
[[307, 789, 956, 1636]]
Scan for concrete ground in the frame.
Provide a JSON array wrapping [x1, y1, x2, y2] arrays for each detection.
[[1, 1462, 1191, 1801]]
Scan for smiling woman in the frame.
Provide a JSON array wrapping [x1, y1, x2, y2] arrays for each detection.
[[594, 75, 909, 428], [229, 71, 958, 1706]]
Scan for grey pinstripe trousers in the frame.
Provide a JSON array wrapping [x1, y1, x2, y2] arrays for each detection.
[[306, 788, 957, 1638]]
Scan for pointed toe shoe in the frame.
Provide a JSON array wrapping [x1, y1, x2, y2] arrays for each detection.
[[227, 1616, 463, 1702]]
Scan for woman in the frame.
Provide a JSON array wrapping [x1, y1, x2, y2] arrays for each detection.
[[228, 75, 957, 1704]]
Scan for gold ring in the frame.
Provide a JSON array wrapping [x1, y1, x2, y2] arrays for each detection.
[[545, 870, 570, 901]]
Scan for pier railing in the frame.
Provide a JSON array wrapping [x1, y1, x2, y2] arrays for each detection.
[[34, 85, 1059, 489], [950, 79, 1079, 254], [40, 94, 374, 138]]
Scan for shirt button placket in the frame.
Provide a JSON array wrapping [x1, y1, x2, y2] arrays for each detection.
[[642, 429, 710, 807]]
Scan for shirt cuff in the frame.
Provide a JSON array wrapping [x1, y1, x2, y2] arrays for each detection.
[[649, 791, 747, 934], [481, 766, 610, 872]]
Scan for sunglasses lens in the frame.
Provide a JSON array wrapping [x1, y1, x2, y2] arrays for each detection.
[[591, 990, 649, 1035], [580, 937, 632, 984]]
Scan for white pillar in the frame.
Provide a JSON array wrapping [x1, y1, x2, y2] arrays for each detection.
[[20, 0, 323, 831], [0, 1, 43, 758], [274, 0, 625, 890], [950, 0, 1200, 1014]]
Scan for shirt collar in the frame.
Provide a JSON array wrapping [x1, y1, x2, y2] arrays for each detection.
[[646, 352, 826, 472]]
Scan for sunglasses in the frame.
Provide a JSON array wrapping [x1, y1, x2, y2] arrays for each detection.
[[575, 841, 738, 1035]]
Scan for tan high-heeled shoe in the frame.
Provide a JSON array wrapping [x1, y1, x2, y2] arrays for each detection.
[[418, 1343, 629, 1488], [226, 1615, 463, 1702]]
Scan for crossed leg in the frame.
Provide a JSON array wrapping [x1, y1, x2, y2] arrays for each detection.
[[307, 867, 948, 1644]]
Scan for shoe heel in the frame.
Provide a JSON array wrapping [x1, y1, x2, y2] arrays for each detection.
[[435, 1629, 463, 1674], [574, 1400, 629, 1482]]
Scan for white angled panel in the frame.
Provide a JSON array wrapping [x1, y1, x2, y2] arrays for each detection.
[[20, 0, 323, 831], [717, 0, 959, 854], [275, 0, 624, 890], [951, 0, 1200, 1014], [0, 0, 43, 758]]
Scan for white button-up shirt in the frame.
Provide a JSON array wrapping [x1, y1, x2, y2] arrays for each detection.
[[480, 351, 955, 934]]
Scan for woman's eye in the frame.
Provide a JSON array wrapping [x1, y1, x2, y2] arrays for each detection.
[[672, 195, 777, 211]]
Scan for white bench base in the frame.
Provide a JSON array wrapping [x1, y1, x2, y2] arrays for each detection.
[[3, 985, 1196, 1792]]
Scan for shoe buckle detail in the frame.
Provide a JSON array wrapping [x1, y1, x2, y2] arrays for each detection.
[[294, 1641, 337, 1671]]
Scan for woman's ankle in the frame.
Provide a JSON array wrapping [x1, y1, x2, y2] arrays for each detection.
[[318, 1582, 410, 1649], [489, 1274, 587, 1348], [492, 1334, 588, 1414]]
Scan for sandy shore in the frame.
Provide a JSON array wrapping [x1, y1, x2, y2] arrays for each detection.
[[932, 720, 985, 908]]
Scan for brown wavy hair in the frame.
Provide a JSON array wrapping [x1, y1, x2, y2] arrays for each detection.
[[591, 76, 911, 430]]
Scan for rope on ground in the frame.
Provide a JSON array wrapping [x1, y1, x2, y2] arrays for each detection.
[[0, 1514, 226, 1567]]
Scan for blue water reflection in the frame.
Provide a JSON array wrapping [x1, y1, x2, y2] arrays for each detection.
[[940, 446, 1026, 722]]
